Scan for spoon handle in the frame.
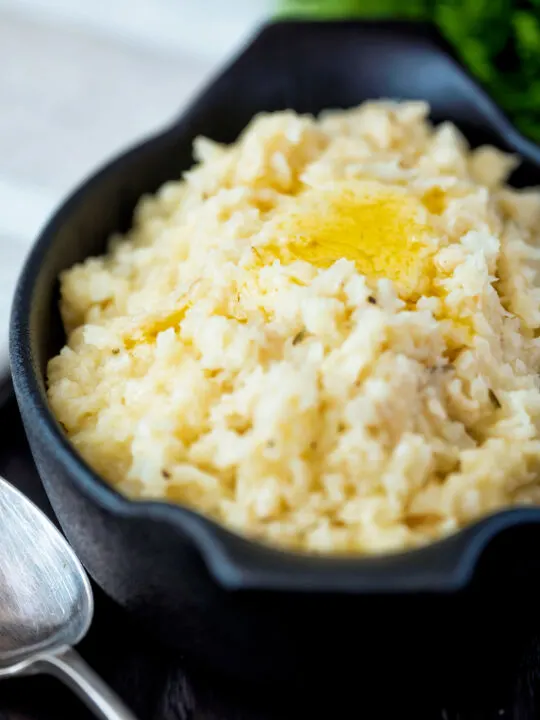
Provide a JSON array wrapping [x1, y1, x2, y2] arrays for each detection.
[[37, 647, 138, 720]]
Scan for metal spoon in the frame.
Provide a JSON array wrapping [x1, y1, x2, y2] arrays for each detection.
[[0, 476, 137, 719]]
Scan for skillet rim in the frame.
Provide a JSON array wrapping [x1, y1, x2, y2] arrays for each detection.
[[10, 18, 540, 594]]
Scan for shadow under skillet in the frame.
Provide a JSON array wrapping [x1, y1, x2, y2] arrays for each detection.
[[0, 393, 539, 720]]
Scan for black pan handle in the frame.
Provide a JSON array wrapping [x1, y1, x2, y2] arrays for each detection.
[[168, 505, 540, 594], [169, 19, 540, 174]]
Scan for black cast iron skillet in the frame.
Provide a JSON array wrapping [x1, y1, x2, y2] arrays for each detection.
[[10, 20, 540, 689]]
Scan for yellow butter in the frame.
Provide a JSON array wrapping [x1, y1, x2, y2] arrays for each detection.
[[262, 181, 437, 300]]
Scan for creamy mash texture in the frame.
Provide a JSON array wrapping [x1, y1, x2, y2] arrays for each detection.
[[47, 101, 540, 554]]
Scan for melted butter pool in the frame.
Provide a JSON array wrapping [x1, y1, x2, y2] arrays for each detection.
[[261, 181, 438, 301]]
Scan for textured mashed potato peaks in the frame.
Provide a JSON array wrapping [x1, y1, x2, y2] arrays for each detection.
[[48, 101, 540, 555]]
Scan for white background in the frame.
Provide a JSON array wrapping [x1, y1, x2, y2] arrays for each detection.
[[0, 0, 270, 375]]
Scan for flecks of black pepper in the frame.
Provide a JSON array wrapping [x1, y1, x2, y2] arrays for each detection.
[[429, 364, 455, 374], [489, 389, 502, 408], [367, 296, 377, 304], [161, 469, 171, 479]]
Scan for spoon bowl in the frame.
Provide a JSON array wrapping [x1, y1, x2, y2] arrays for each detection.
[[0, 476, 93, 672], [0, 476, 136, 719]]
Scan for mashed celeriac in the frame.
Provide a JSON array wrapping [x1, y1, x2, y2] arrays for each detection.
[[47, 101, 540, 554]]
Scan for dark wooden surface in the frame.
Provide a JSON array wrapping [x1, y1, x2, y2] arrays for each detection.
[[1, 394, 540, 719]]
